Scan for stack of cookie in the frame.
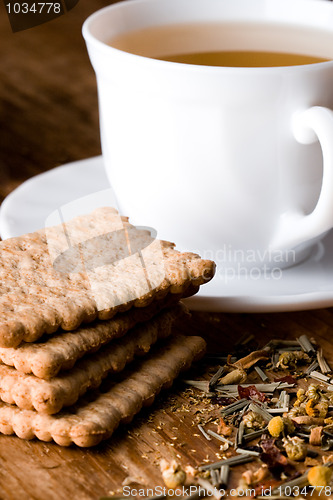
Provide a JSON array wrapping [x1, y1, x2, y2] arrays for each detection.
[[0, 208, 215, 446]]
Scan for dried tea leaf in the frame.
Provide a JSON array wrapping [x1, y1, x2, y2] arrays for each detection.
[[211, 396, 236, 406], [234, 350, 270, 370], [238, 384, 267, 403], [259, 436, 291, 477], [217, 417, 233, 437]]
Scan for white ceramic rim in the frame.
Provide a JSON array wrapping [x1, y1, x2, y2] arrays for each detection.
[[82, 0, 333, 74]]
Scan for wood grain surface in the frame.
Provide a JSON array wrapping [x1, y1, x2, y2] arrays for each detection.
[[1, 2, 333, 499]]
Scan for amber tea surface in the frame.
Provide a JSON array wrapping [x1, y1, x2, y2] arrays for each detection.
[[157, 50, 328, 67], [109, 22, 333, 67]]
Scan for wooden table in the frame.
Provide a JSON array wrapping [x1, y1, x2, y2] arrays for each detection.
[[1, 2, 333, 499]]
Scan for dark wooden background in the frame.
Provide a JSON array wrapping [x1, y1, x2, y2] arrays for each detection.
[[1, 1, 333, 499]]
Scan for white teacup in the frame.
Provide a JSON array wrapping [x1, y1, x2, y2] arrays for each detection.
[[83, 0, 333, 272]]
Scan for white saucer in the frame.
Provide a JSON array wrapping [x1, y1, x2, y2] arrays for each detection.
[[1, 156, 333, 313]]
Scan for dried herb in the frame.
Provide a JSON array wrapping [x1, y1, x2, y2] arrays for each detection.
[[234, 350, 270, 370], [297, 335, 316, 354], [249, 402, 272, 422], [238, 384, 267, 402], [209, 469, 219, 487], [197, 424, 211, 441], [310, 370, 331, 382], [236, 421, 245, 447], [254, 366, 269, 382], [317, 348, 332, 374], [236, 447, 261, 457], [243, 428, 268, 443], [218, 368, 246, 386], [216, 417, 233, 437], [166, 335, 333, 499], [199, 454, 254, 471], [217, 382, 289, 393], [207, 429, 233, 446], [219, 465, 229, 488], [160, 459, 186, 489], [208, 366, 225, 391], [277, 350, 311, 369], [259, 436, 291, 477], [306, 360, 320, 375], [220, 398, 249, 416], [211, 395, 236, 406]]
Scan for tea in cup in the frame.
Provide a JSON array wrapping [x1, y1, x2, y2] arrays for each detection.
[[83, 0, 333, 273]]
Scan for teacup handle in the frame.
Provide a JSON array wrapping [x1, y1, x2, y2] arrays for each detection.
[[270, 106, 333, 251]]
